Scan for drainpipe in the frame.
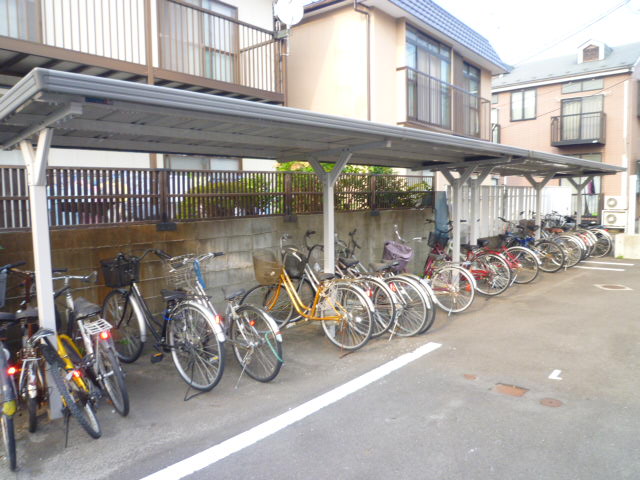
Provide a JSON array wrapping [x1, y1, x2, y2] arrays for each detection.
[[353, 1, 371, 121]]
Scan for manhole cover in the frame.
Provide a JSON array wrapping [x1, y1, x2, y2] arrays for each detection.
[[493, 384, 529, 397], [540, 398, 563, 408], [595, 284, 632, 291], [464, 374, 477, 380]]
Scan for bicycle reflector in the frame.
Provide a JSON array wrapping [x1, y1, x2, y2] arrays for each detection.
[[72, 370, 81, 379], [249, 320, 256, 327], [7, 366, 17, 376], [214, 314, 223, 325], [100, 330, 110, 340]]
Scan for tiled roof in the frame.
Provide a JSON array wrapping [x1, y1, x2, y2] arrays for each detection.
[[303, 0, 509, 72], [389, 0, 509, 71], [493, 42, 640, 89]]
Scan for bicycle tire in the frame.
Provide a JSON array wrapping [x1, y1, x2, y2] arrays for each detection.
[[102, 289, 144, 363], [359, 276, 396, 337], [1, 412, 16, 471], [240, 284, 294, 328], [534, 240, 565, 273], [471, 254, 511, 296], [168, 301, 225, 392], [384, 276, 428, 337], [429, 266, 475, 313], [24, 360, 45, 434], [41, 343, 102, 439], [591, 230, 612, 257], [554, 236, 582, 268], [321, 284, 373, 351], [397, 274, 437, 333], [97, 340, 129, 416], [505, 246, 539, 284], [230, 305, 283, 383]]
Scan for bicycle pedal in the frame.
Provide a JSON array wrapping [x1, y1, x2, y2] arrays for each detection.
[[150, 353, 164, 364]]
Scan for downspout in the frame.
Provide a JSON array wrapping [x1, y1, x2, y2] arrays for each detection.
[[353, 1, 371, 121]]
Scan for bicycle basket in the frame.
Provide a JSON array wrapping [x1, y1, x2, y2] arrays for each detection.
[[100, 255, 140, 288], [164, 255, 200, 291], [382, 241, 414, 273], [427, 231, 449, 248], [253, 250, 283, 285]]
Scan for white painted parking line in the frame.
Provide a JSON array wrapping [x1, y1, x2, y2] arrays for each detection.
[[141, 342, 443, 480], [548, 369, 563, 380], [583, 261, 634, 266], [575, 266, 626, 272]]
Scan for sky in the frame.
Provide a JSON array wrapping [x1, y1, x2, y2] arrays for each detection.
[[432, 0, 640, 65]]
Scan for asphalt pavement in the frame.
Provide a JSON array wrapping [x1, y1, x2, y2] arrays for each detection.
[[4, 258, 640, 480]]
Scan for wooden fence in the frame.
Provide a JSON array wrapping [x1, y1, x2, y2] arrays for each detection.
[[0, 167, 433, 230]]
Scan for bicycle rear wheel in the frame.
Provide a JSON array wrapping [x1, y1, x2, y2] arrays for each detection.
[[41, 343, 101, 439], [505, 247, 539, 284], [472, 254, 511, 296], [321, 284, 373, 351], [384, 276, 428, 337], [230, 305, 283, 383], [591, 230, 612, 257], [359, 277, 396, 337], [97, 340, 129, 416], [168, 301, 225, 392], [429, 266, 475, 313], [102, 289, 144, 363], [241, 284, 293, 328], [534, 240, 565, 273]]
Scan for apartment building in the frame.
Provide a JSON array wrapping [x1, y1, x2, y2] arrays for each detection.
[[492, 40, 640, 231], [0, 0, 283, 170], [287, 0, 508, 143]]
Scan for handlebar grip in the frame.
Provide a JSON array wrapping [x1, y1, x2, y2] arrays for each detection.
[[52, 268, 68, 273], [154, 249, 172, 260], [305, 230, 316, 236], [1, 261, 27, 271], [213, 252, 225, 257]]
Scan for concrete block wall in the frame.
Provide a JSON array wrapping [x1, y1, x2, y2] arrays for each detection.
[[0, 209, 433, 315], [613, 233, 640, 259]]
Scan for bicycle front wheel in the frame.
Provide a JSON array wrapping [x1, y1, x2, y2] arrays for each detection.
[[230, 305, 283, 383], [1, 412, 16, 471], [41, 343, 101, 439], [168, 301, 225, 392], [321, 284, 373, 351], [534, 240, 565, 273], [102, 289, 144, 363], [430, 266, 475, 313], [359, 277, 396, 337], [384, 276, 428, 337], [472, 254, 511, 296], [96, 340, 129, 416], [241, 284, 294, 328]]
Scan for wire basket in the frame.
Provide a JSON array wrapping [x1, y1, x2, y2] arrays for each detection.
[[164, 255, 202, 291], [283, 248, 306, 279], [100, 255, 140, 288], [253, 250, 283, 285]]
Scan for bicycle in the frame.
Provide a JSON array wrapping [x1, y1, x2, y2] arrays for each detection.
[[499, 219, 566, 274], [54, 271, 129, 416], [242, 245, 375, 351], [101, 250, 226, 392]]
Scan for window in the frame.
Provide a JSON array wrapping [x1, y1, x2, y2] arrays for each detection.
[[582, 45, 600, 62], [511, 89, 536, 121], [561, 95, 603, 141], [406, 27, 452, 128], [491, 93, 499, 104], [562, 78, 604, 94], [462, 63, 481, 136]]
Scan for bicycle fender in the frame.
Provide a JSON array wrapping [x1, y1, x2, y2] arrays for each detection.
[[127, 292, 148, 343]]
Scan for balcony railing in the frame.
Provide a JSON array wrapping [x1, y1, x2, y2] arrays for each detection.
[[400, 67, 491, 140], [0, 0, 283, 98], [551, 112, 606, 146]]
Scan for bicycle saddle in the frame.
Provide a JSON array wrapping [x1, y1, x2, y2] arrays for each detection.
[[74, 297, 102, 319], [338, 257, 359, 268], [317, 273, 335, 281], [369, 260, 399, 272], [15, 307, 38, 321], [161, 289, 188, 302], [0, 312, 17, 325]]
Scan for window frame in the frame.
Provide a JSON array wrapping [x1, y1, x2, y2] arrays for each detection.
[[561, 78, 604, 94], [510, 88, 536, 121]]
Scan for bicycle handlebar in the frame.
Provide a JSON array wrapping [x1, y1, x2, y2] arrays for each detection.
[[0, 261, 26, 272]]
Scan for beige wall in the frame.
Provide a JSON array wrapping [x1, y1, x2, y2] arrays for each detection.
[[494, 73, 639, 197], [287, 6, 368, 119]]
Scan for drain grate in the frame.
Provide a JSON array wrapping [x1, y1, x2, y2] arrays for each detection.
[[594, 284, 632, 291], [493, 384, 529, 397]]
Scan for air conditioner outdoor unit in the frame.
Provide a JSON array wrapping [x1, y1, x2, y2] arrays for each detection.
[[603, 195, 626, 210], [601, 209, 627, 229]]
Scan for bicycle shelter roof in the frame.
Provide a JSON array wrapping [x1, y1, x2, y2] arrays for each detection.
[[0, 68, 625, 178]]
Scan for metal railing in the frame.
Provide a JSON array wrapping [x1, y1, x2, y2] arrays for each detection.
[[157, 0, 282, 93], [0, 0, 283, 95], [0, 167, 433, 230], [551, 112, 606, 146], [401, 67, 491, 140]]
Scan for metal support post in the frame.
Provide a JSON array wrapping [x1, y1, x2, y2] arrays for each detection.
[[308, 150, 352, 273], [19, 129, 63, 419], [524, 173, 554, 239], [441, 167, 475, 263], [468, 167, 493, 246], [567, 175, 594, 227]]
